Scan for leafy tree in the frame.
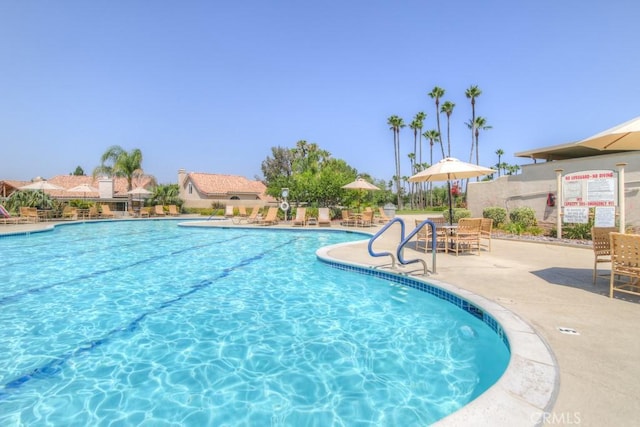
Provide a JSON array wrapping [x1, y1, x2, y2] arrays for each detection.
[[93, 145, 145, 205], [428, 86, 446, 159], [261, 146, 293, 198], [72, 166, 85, 176]]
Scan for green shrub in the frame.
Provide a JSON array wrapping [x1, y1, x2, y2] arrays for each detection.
[[562, 222, 592, 240], [509, 207, 537, 228], [483, 207, 507, 227], [443, 208, 471, 223]]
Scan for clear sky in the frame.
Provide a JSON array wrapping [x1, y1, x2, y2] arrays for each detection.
[[1, 1, 639, 185]]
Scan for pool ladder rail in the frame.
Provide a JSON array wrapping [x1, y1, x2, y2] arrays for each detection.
[[367, 217, 437, 276]]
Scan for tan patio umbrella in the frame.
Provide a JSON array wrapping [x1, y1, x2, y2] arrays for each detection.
[[409, 157, 495, 224], [127, 187, 152, 208], [342, 178, 380, 210], [576, 115, 640, 150]]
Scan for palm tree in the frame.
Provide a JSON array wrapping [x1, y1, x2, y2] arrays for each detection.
[[440, 101, 455, 158], [413, 112, 426, 208], [387, 115, 405, 209], [495, 148, 504, 177], [93, 145, 145, 205], [422, 129, 440, 207], [465, 85, 482, 164], [472, 116, 492, 168], [428, 86, 446, 159]]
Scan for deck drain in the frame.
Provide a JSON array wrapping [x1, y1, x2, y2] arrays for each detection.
[[557, 326, 580, 335]]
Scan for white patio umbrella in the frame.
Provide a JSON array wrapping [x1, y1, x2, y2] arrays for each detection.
[[409, 157, 495, 224], [67, 183, 99, 200], [576, 115, 640, 151], [20, 180, 64, 207]]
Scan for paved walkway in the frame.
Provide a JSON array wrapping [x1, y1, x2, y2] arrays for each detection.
[[2, 216, 638, 426]]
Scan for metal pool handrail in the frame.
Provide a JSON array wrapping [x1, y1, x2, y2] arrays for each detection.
[[397, 219, 437, 275], [367, 217, 405, 269]]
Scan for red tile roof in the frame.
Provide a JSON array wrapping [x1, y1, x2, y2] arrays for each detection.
[[187, 173, 272, 200]]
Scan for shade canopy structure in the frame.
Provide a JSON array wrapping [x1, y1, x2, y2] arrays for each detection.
[[409, 157, 495, 224], [576, 116, 640, 151], [341, 178, 380, 191]]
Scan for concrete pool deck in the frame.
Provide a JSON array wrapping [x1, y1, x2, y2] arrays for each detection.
[[2, 216, 638, 426]]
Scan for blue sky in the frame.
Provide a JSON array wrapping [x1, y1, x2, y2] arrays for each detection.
[[1, 1, 639, 185]]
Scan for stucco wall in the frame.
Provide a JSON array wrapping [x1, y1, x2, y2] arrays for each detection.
[[467, 152, 640, 229]]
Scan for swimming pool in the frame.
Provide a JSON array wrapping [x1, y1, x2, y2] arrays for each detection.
[[0, 220, 509, 425]]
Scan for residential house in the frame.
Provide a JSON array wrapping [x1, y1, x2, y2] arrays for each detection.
[[178, 169, 274, 209]]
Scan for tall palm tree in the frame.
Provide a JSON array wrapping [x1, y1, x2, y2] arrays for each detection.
[[93, 145, 145, 205], [440, 101, 455, 158], [413, 112, 426, 208], [422, 129, 440, 207], [465, 85, 482, 164], [472, 116, 492, 168], [387, 115, 405, 209], [428, 86, 446, 159], [495, 148, 504, 177]]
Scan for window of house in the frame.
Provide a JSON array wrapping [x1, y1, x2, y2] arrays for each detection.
[[188, 183, 193, 194]]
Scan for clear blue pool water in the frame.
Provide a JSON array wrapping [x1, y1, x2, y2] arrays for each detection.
[[0, 220, 509, 426]]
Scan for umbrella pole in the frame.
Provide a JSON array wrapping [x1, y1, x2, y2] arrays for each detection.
[[447, 180, 454, 225]]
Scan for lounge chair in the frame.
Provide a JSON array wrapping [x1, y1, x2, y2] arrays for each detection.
[[318, 208, 331, 227], [101, 204, 115, 218], [238, 206, 247, 217], [127, 208, 139, 218], [609, 232, 640, 298], [139, 207, 151, 218], [592, 226, 617, 285], [168, 205, 180, 216], [450, 218, 482, 256], [377, 207, 391, 224], [225, 205, 235, 218], [1, 204, 24, 225], [246, 207, 261, 223], [256, 207, 279, 226], [87, 206, 100, 219], [154, 205, 165, 216], [292, 207, 306, 226]]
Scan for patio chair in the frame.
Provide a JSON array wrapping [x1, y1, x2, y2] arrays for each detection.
[[100, 204, 115, 218], [292, 207, 306, 226], [61, 205, 78, 220], [415, 218, 448, 253], [357, 210, 374, 227], [480, 218, 494, 252], [609, 232, 640, 298], [19, 207, 39, 223], [450, 218, 482, 256], [168, 205, 180, 216], [154, 205, 165, 216], [256, 207, 279, 226], [318, 208, 331, 227], [591, 226, 617, 285], [340, 209, 356, 227]]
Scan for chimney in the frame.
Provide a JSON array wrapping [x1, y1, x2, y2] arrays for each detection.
[[98, 176, 114, 199]]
